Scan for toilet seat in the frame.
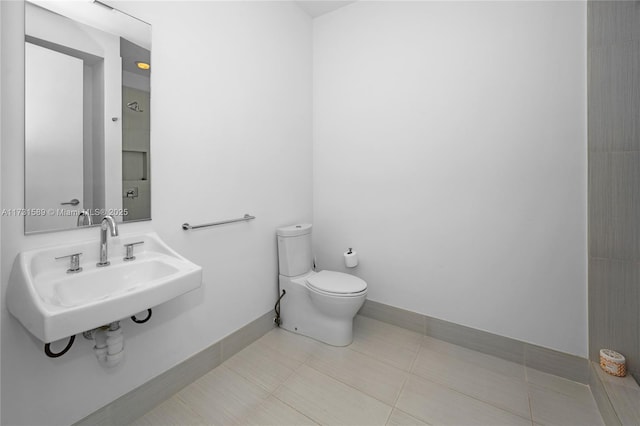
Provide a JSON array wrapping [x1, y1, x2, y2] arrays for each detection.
[[306, 270, 367, 297]]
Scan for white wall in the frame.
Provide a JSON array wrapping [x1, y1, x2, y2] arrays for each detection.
[[0, 1, 312, 424], [313, 1, 588, 356]]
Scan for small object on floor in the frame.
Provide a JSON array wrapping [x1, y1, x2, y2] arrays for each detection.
[[600, 349, 626, 377]]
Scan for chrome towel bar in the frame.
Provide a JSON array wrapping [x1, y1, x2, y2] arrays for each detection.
[[182, 214, 255, 231]]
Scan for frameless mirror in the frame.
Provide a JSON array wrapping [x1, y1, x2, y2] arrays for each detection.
[[24, 0, 151, 234]]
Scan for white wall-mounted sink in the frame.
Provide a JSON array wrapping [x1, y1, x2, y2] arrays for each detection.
[[6, 232, 202, 343]]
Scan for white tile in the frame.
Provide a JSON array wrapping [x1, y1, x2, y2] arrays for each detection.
[[273, 364, 392, 425], [386, 408, 430, 426], [130, 396, 206, 426], [306, 343, 408, 405], [396, 375, 532, 426], [223, 339, 296, 392], [350, 316, 423, 371], [240, 395, 319, 426], [175, 366, 268, 425], [422, 335, 525, 380], [528, 383, 605, 426], [412, 346, 531, 418]]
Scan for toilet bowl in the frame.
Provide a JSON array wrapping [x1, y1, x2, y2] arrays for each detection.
[[277, 224, 367, 346]]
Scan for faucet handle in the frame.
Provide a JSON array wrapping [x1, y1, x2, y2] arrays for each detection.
[[123, 241, 144, 261], [55, 252, 83, 273]]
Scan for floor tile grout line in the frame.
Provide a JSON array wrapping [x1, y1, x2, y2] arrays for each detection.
[[223, 356, 295, 396], [528, 382, 606, 425], [357, 316, 427, 340], [408, 339, 423, 373], [406, 370, 534, 422], [264, 331, 395, 425], [420, 336, 528, 381], [170, 365, 267, 426], [215, 363, 276, 409], [524, 363, 536, 426], [295, 323, 420, 420], [526, 383, 535, 426], [527, 380, 604, 407], [343, 344, 415, 374], [264, 365, 298, 398], [268, 389, 323, 426], [269, 364, 389, 426], [347, 338, 422, 373], [415, 344, 530, 389], [302, 361, 396, 410], [260, 330, 316, 398], [233, 365, 321, 426], [219, 339, 321, 426], [394, 347, 421, 424], [386, 374, 412, 425], [525, 363, 594, 387], [258, 329, 318, 366]]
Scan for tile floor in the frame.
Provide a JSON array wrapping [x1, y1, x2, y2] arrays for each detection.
[[132, 316, 605, 426]]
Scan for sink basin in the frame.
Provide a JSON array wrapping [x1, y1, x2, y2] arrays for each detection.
[[49, 260, 180, 307], [6, 232, 202, 343]]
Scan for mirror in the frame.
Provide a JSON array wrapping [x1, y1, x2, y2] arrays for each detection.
[[24, 0, 151, 234]]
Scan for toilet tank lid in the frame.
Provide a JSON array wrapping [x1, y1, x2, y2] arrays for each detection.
[[276, 224, 312, 237], [306, 270, 367, 294]]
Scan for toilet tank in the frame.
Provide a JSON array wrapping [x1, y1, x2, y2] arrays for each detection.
[[276, 224, 312, 277]]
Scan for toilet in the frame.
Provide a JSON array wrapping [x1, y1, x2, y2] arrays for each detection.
[[276, 224, 367, 346]]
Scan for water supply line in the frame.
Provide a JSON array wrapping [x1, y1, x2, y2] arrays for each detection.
[[274, 289, 286, 327], [44, 335, 75, 358]]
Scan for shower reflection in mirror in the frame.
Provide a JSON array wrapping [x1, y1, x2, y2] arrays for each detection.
[[24, 1, 151, 234]]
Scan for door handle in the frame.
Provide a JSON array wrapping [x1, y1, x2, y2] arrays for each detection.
[[60, 199, 80, 206]]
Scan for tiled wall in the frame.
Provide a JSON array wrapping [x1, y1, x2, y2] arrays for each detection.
[[588, 1, 640, 376]]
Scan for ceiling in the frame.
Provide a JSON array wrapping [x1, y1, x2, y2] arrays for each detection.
[[294, 1, 356, 18]]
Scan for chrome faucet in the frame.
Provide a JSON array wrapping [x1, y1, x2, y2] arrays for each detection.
[[97, 216, 119, 267]]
